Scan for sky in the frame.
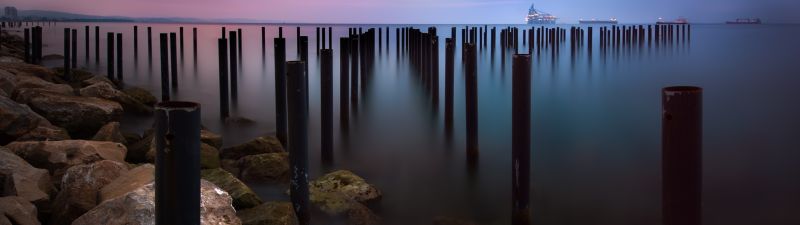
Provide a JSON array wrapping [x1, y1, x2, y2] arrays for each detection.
[[4, 0, 800, 24]]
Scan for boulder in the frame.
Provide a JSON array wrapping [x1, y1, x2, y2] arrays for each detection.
[[237, 152, 289, 183], [0, 148, 53, 210], [122, 87, 157, 106], [15, 124, 71, 142], [0, 95, 49, 144], [0, 62, 63, 84], [80, 76, 114, 88], [221, 159, 240, 178], [92, 122, 126, 144], [0, 69, 16, 95], [79, 82, 153, 114], [201, 129, 223, 149], [201, 168, 262, 210], [0, 196, 40, 225], [306, 192, 380, 225], [49, 160, 129, 225], [11, 75, 73, 97], [237, 202, 297, 225], [98, 164, 154, 203], [72, 180, 242, 225], [310, 170, 382, 203], [15, 91, 123, 138], [221, 135, 283, 160], [125, 132, 153, 163], [4, 140, 127, 183]]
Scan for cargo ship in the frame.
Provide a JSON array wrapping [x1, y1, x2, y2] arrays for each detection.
[[656, 17, 689, 24], [579, 18, 618, 24], [525, 3, 557, 24], [726, 18, 762, 24]]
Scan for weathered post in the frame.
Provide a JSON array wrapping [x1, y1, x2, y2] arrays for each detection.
[[662, 86, 702, 225], [320, 49, 333, 162], [193, 27, 198, 57], [64, 28, 71, 81], [237, 29, 242, 57], [286, 61, 310, 225], [170, 33, 178, 88], [85, 26, 89, 61], [350, 37, 359, 110], [116, 33, 123, 81], [95, 26, 100, 63], [154, 101, 201, 225], [329, 27, 332, 50], [179, 27, 184, 58], [261, 27, 266, 56], [71, 29, 77, 68], [107, 32, 114, 81], [24, 28, 29, 63], [160, 34, 170, 101], [148, 27, 153, 59], [316, 27, 320, 54], [229, 31, 238, 95], [218, 38, 229, 118], [464, 43, 478, 160], [511, 54, 532, 225], [339, 38, 350, 130], [322, 27, 326, 50], [274, 37, 288, 146], [445, 38, 454, 132], [134, 26, 138, 58]]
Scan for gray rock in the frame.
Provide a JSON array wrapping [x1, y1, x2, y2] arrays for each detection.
[[0, 196, 41, 225], [72, 180, 242, 225], [201, 168, 262, 210], [0, 148, 53, 211], [92, 122, 126, 144], [49, 160, 128, 225], [237, 202, 297, 225], [0, 95, 49, 144], [221, 135, 283, 160], [4, 140, 127, 184], [79, 82, 153, 114], [237, 152, 289, 183], [15, 91, 123, 138], [98, 164, 154, 203]]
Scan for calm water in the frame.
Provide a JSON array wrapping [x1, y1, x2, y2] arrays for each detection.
[[25, 22, 800, 224]]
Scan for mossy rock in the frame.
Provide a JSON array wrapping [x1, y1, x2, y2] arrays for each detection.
[[237, 202, 297, 225], [201, 168, 262, 210]]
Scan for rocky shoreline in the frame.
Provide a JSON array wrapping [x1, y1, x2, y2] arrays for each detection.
[[1, 30, 386, 225]]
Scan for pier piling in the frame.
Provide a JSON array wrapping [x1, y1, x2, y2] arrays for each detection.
[[511, 54, 532, 225], [339, 38, 350, 131], [107, 32, 114, 81], [160, 34, 170, 101], [274, 37, 288, 146], [154, 101, 201, 225], [321, 49, 333, 162], [116, 33, 123, 81], [286, 61, 310, 225], [170, 33, 178, 88], [218, 38, 229, 118], [662, 86, 702, 225], [464, 43, 478, 160], [64, 28, 72, 81]]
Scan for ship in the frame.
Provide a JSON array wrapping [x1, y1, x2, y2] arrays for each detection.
[[656, 17, 689, 24], [579, 18, 618, 24], [726, 18, 762, 24], [525, 3, 557, 24]]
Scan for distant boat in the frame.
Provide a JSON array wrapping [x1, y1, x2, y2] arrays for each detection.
[[525, 3, 557, 24], [656, 17, 689, 24], [727, 18, 762, 24], [579, 18, 618, 24]]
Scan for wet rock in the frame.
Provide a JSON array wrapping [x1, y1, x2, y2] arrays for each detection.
[[307, 192, 380, 225], [0, 148, 53, 210], [310, 170, 382, 203], [0, 95, 49, 144], [15, 124, 71, 142], [11, 75, 74, 97], [0, 69, 17, 95], [221, 135, 283, 160], [122, 132, 142, 146], [122, 87, 157, 106], [15, 91, 123, 138], [0, 196, 41, 225], [221, 159, 240, 178], [237, 152, 289, 183], [201, 129, 223, 149], [125, 132, 153, 163], [4, 140, 127, 183], [50, 160, 129, 225], [201, 168, 262, 210], [92, 122, 126, 144], [237, 202, 297, 225], [79, 82, 153, 114], [345, 202, 382, 225], [0, 89, 6, 97], [72, 180, 242, 225], [432, 216, 481, 225], [98, 164, 154, 203]]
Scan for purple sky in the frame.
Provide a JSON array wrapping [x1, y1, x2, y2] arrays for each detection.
[[4, 0, 799, 23]]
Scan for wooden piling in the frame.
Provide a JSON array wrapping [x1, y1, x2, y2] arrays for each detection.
[[511, 53, 532, 225], [154, 101, 201, 225], [218, 38, 229, 118], [116, 33, 122, 81], [160, 34, 170, 101], [286, 61, 310, 225], [320, 49, 333, 162], [274, 37, 288, 146], [464, 43, 478, 160], [170, 33, 178, 88], [662, 86, 702, 225], [64, 28, 72, 81], [107, 32, 114, 81], [229, 31, 238, 94], [339, 38, 350, 130], [71, 29, 77, 68]]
